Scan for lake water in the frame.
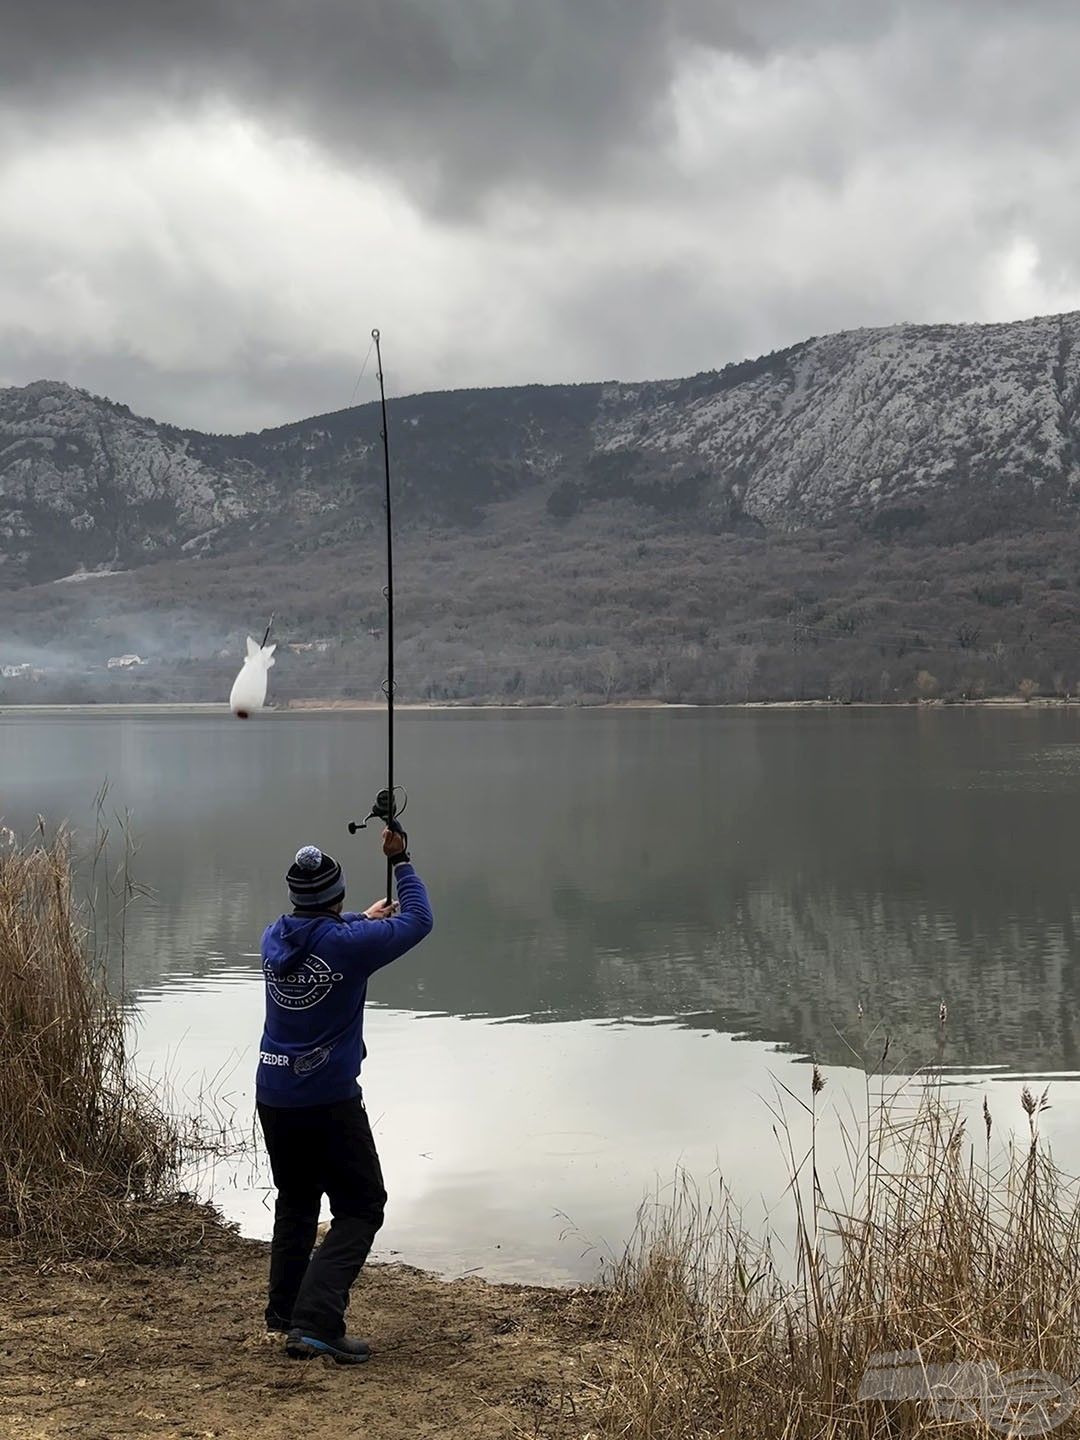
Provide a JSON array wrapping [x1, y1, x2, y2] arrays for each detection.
[[2, 706, 1080, 1282]]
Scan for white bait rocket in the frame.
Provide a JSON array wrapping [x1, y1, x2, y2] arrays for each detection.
[[230, 637, 276, 718]]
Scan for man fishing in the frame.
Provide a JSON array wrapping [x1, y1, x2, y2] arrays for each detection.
[[256, 825, 433, 1364]]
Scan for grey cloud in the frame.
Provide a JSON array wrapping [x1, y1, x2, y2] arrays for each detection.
[[5, 1, 1080, 431], [0, 1, 697, 206], [0, 0, 1030, 208]]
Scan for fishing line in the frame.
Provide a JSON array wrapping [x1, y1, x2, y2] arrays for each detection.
[[348, 329, 406, 903], [346, 335, 378, 410]]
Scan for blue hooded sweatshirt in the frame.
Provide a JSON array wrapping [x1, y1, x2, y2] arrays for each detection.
[[256, 862, 433, 1108]]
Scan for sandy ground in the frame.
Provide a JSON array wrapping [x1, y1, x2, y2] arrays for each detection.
[[1, 1224, 613, 1440]]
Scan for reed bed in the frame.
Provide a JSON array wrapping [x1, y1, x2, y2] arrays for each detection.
[[0, 827, 194, 1262], [596, 1068, 1080, 1439]]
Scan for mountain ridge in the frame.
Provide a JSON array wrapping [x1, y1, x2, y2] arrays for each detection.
[[3, 311, 1080, 704], [6, 309, 1080, 588]]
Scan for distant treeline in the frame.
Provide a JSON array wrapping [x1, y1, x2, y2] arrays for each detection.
[[2, 496, 1078, 706]]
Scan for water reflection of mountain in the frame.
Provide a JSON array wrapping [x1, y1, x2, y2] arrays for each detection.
[[116, 862, 1080, 1075], [371, 881, 1080, 1076], [4, 708, 1080, 1076], [119, 856, 1080, 1081]]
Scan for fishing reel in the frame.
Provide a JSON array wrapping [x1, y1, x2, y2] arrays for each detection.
[[347, 786, 408, 835]]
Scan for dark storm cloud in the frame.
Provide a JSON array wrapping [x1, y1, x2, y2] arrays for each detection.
[[3, 1, 682, 204], [5, 0, 1077, 212], [5, 1, 1080, 430], [0, 0, 953, 205]]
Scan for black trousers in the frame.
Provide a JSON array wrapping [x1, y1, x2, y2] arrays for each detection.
[[256, 1092, 387, 1340]]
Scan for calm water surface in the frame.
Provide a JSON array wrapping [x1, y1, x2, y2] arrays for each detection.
[[2, 707, 1079, 1281]]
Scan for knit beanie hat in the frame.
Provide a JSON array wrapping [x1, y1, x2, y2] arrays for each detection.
[[287, 845, 345, 911]]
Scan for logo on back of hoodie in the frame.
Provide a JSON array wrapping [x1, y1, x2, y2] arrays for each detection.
[[263, 952, 345, 1010]]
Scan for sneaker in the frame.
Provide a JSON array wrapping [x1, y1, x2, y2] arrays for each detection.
[[285, 1328, 371, 1365]]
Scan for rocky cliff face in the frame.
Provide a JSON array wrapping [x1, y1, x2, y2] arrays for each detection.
[[592, 313, 1080, 527], [0, 381, 265, 583], [4, 312, 1080, 584]]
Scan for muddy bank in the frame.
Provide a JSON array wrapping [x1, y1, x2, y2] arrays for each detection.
[[1, 1221, 612, 1440]]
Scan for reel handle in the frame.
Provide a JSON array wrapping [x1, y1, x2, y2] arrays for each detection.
[[347, 788, 403, 835]]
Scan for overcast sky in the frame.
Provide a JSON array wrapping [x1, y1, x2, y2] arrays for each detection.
[[3, 0, 1080, 432]]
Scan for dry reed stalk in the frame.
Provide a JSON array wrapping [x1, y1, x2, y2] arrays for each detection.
[[0, 827, 191, 1262], [596, 1073, 1080, 1439]]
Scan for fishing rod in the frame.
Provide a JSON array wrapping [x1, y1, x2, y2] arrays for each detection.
[[348, 329, 406, 904]]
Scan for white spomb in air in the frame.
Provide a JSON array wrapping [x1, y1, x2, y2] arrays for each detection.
[[230, 637, 276, 719]]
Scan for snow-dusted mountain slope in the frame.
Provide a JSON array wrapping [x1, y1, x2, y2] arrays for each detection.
[[4, 312, 1079, 584], [0, 382, 265, 583], [593, 313, 1080, 523]]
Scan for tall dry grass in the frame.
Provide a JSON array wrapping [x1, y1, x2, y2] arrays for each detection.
[[0, 827, 191, 1261], [596, 1067, 1080, 1439]]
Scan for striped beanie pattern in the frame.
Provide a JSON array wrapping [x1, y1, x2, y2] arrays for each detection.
[[287, 845, 346, 911]]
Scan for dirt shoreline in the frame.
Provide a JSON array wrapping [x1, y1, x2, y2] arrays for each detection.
[[1, 1221, 612, 1440]]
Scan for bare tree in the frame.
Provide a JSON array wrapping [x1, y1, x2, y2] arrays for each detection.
[[915, 669, 939, 700]]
